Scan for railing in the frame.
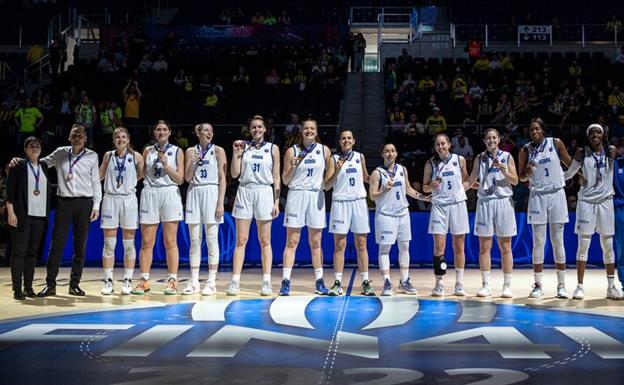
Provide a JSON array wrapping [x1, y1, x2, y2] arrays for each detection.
[[23, 53, 50, 87], [350, 7, 415, 26], [452, 23, 620, 47]]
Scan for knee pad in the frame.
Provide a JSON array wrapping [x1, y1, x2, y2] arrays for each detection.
[[122, 239, 136, 260], [576, 235, 591, 262], [102, 237, 117, 258], [378, 245, 391, 271], [205, 224, 220, 265], [600, 235, 615, 264], [532, 224, 547, 264], [398, 241, 410, 267], [550, 223, 566, 264], [433, 255, 447, 276]]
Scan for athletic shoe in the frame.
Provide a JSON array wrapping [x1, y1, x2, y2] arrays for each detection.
[[572, 285, 585, 300], [398, 278, 417, 294], [381, 278, 393, 296], [260, 281, 273, 296], [202, 281, 216, 296], [476, 284, 491, 297], [431, 281, 445, 297], [101, 278, 114, 295], [164, 278, 178, 295], [315, 279, 329, 295], [529, 283, 543, 298], [361, 280, 375, 296], [556, 284, 569, 299], [279, 278, 291, 296], [453, 282, 466, 296], [328, 280, 343, 296], [121, 278, 132, 295], [182, 281, 201, 295], [131, 278, 150, 295], [226, 280, 240, 296], [607, 286, 624, 300], [501, 284, 513, 298]]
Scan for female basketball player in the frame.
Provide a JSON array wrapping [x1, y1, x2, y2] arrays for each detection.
[[132, 120, 185, 295], [325, 129, 375, 296], [99, 127, 144, 295], [182, 123, 227, 295], [371, 143, 429, 296], [518, 117, 572, 298], [467, 128, 518, 298], [228, 115, 280, 296], [423, 134, 470, 297], [565, 124, 623, 300], [279, 119, 331, 296]]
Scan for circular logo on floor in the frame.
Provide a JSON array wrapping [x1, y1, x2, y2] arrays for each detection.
[[0, 297, 622, 385]]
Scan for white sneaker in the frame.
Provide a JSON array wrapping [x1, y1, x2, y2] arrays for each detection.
[[101, 278, 114, 295], [476, 284, 491, 297], [260, 281, 273, 296], [432, 281, 445, 297], [121, 278, 132, 295], [529, 283, 543, 298], [556, 284, 569, 299], [501, 284, 513, 298], [572, 285, 585, 300], [182, 281, 201, 295], [607, 286, 624, 300], [453, 282, 466, 296], [226, 280, 240, 296], [202, 281, 216, 296]]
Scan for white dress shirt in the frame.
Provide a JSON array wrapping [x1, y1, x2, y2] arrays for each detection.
[[41, 146, 102, 210]]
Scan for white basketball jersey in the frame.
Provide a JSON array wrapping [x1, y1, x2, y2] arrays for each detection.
[[525, 137, 564, 192], [578, 146, 614, 202], [288, 143, 325, 191], [430, 154, 467, 205], [190, 144, 219, 186], [374, 164, 409, 216], [239, 142, 274, 186], [332, 151, 367, 201], [104, 149, 138, 195], [477, 150, 513, 200], [144, 143, 180, 189]]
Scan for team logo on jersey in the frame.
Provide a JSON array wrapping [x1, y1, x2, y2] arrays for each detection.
[[356, 158, 360, 163], [453, 162, 458, 166], [549, 147, 553, 152], [400, 172, 404, 176], [264, 149, 270, 153], [167, 152, 172, 156], [316, 150, 321, 154], [128, 158, 133, 163], [211, 151, 214, 155]]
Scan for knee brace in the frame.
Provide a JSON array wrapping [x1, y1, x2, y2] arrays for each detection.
[[576, 235, 591, 262], [188, 224, 201, 267], [531, 224, 547, 264], [378, 245, 391, 271], [102, 237, 117, 258], [433, 255, 447, 276], [205, 224, 220, 265], [600, 235, 615, 264], [122, 239, 136, 260], [550, 223, 566, 264], [398, 241, 410, 268]]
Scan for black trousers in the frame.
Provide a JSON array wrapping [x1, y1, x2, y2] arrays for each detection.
[[10, 216, 47, 291], [46, 197, 92, 287]]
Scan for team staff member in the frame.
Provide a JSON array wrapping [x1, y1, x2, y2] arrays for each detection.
[[6, 137, 52, 300], [99, 127, 144, 295], [183, 123, 227, 295], [37, 124, 101, 297], [132, 120, 185, 295]]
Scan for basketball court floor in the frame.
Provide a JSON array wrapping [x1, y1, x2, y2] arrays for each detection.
[[0, 267, 622, 385]]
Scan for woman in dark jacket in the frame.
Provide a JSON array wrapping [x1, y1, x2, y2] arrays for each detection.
[[6, 136, 52, 300]]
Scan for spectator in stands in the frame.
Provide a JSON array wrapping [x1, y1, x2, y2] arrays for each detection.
[[138, 54, 152, 74], [122, 80, 142, 124], [389, 106, 406, 132], [278, 10, 291, 25], [174, 128, 189, 150], [568, 61, 582, 79], [468, 79, 484, 101], [48, 34, 66, 79], [606, 15, 622, 32], [472, 55, 490, 83], [397, 48, 412, 73], [203, 87, 219, 121], [26, 43, 45, 65], [75, 95, 96, 147], [97, 51, 119, 72], [418, 74, 434, 93], [608, 86, 624, 116], [14, 98, 43, 147], [404, 113, 425, 135], [284, 113, 302, 148], [352, 34, 366, 72], [616, 46, 624, 65], [466, 36, 482, 62], [264, 11, 277, 25], [218, 8, 232, 24], [152, 54, 168, 73], [425, 107, 447, 134], [452, 135, 474, 162], [251, 11, 265, 24], [515, 125, 531, 148], [98, 100, 115, 137]]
